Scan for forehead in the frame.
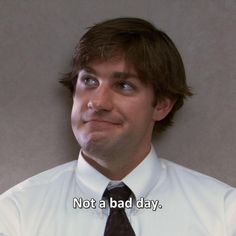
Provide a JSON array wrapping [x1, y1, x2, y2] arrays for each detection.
[[80, 57, 139, 78]]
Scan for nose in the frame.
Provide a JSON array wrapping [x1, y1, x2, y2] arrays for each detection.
[[87, 85, 113, 112]]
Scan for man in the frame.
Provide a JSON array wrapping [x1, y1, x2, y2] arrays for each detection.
[[0, 17, 235, 236]]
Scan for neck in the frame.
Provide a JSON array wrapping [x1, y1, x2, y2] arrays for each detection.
[[82, 145, 151, 180]]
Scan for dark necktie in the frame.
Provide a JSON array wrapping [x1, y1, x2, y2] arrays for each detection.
[[103, 184, 136, 236]]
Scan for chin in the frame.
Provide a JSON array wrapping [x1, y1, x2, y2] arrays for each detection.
[[79, 134, 119, 158], [79, 133, 108, 151]]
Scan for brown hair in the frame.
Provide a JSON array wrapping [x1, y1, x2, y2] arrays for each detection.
[[60, 17, 192, 133]]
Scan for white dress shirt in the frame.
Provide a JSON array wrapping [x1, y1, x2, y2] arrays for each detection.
[[0, 146, 236, 236]]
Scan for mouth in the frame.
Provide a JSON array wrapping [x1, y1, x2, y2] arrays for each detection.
[[83, 116, 125, 129], [84, 119, 120, 125]]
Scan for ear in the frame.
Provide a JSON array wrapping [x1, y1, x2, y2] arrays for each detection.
[[152, 98, 176, 121]]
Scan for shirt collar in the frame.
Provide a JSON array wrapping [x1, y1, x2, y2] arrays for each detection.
[[75, 153, 110, 205], [122, 145, 162, 200], [75, 145, 162, 204]]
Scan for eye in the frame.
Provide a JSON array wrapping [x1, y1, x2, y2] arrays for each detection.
[[116, 81, 135, 92], [81, 75, 99, 88]]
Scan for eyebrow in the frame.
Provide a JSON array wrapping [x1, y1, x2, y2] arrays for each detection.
[[81, 66, 139, 80], [81, 67, 96, 74], [112, 71, 138, 80]]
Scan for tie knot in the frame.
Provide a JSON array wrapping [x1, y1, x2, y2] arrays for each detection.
[[104, 185, 132, 202]]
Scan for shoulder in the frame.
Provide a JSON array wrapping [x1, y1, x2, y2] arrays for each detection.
[[0, 160, 78, 235], [158, 158, 236, 234], [0, 160, 78, 199], [159, 158, 236, 198]]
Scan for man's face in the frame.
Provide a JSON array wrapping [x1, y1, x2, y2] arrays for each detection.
[[71, 58, 170, 159]]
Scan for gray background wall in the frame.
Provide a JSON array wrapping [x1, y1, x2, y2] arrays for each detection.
[[0, 0, 235, 193]]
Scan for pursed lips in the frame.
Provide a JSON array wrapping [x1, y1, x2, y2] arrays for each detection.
[[83, 119, 122, 125]]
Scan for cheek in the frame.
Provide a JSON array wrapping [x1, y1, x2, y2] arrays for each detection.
[[130, 100, 155, 126], [71, 98, 84, 125], [72, 94, 87, 111], [125, 95, 153, 114], [121, 100, 152, 123]]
